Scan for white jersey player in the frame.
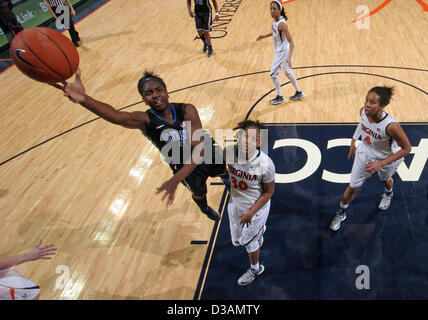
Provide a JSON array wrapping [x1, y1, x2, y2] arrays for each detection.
[[0, 241, 57, 299], [0, 268, 40, 300], [330, 86, 411, 231], [225, 120, 275, 286], [256, 0, 304, 104]]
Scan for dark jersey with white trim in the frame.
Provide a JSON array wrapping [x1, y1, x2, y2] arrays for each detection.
[[143, 103, 190, 165], [143, 103, 223, 168], [194, 0, 211, 13]]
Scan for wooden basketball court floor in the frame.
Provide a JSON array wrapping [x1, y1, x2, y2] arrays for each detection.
[[0, 0, 426, 299]]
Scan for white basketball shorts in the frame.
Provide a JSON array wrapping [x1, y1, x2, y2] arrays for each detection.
[[270, 50, 291, 77], [350, 148, 404, 188], [227, 201, 270, 253]]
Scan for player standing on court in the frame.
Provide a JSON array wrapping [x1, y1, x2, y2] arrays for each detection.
[[0, 0, 24, 42], [330, 86, 411, 231], [257, 0, 304, 104], [225, 120, 275, 285], [187, 0, 219, 58], [45, 0, 80, 47], [53, 69, 230, 221]]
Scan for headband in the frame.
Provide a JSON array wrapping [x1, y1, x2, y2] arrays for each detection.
[[138, 76, 166, 92], [272, 0, 283, 10]]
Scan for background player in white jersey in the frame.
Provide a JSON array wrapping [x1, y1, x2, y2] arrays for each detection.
[[256, 1, 304, 105], [0, 241, 57, 299], [225, 120, 275, 285], [330, 86, 411, 231]]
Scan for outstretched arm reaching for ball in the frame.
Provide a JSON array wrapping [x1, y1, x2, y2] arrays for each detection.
[[52, 69, 149, 130]]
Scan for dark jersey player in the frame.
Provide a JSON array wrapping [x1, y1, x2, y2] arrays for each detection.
[[187, 0, 219, 58], [52, 69, 229, 221]]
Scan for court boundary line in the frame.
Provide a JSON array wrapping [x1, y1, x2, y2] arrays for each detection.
[[193, 189, 229, 300]]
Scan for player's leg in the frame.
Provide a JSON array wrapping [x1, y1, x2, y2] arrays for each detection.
[[67, 11, 80, 46], [377, 158, 403, 210], [283, 61, 304, 100], [236, 205, 269, 285], [195, 12, 208, 52], [330, 150, 370, 231], [269, 57, 285, 105], [198, 30, 208, 52], [202, 11, 214, 57], [183, 166, 221, 221], [228, 202, 243, 247]]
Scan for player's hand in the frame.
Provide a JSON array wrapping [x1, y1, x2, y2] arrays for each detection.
[[156, 178, 179, 207], [24, 241, 57, 262], [214, 13, 219, 21], [51, 68, 86, 104], [348, 144, 356, 159], [287, 57, 292, 68], [365, 161, 383, 173], [188, 11, 194, 18], [71, 9, 76, 17], [239, 212, 253, 228], [256, 35, 264, 41]]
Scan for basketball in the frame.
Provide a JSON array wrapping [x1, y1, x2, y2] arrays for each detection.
[[9, 27, 79, 84]]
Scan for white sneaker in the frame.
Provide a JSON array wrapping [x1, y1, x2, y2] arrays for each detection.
[[378, 193, 392, 210], [330, 212, 346, 231], [237, 265, 265, 286]]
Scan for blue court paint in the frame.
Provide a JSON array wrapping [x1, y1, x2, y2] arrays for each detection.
[[199, 124, 428, 300]]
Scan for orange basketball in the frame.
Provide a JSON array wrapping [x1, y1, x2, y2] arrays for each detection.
[[10, 27, 79, 84]]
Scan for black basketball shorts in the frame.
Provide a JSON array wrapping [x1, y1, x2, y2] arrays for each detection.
[[194, 10, 212, 32], [171, 162, 227, 197]]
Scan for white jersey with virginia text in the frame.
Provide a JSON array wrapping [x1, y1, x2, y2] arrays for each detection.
[[226, 145, 276, 212], [272, 17, 289, 54], [355, 109, 401, 159]]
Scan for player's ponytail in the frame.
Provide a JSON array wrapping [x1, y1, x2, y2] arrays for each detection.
[[369, 86, 395, 107], [281, 7, 288, 20]]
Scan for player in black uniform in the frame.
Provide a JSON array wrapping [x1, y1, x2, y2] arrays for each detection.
[[52, 69, 229, 221], [0, 0, 24, 42], [187, 0, 219, 58]]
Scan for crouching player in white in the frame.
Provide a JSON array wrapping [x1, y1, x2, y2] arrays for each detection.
[[225, 120, 275, 285], [330, 86, 411, 231]]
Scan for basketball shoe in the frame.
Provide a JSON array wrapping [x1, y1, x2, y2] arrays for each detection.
[[330, 209, 346, 231], [237, 265, 265, 286], [207, 46, 213, 58], [269, 95, 285, 105], [378, 192, 393, 210], [203, 206, 220, 221], [290, 91, 305, 100]]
